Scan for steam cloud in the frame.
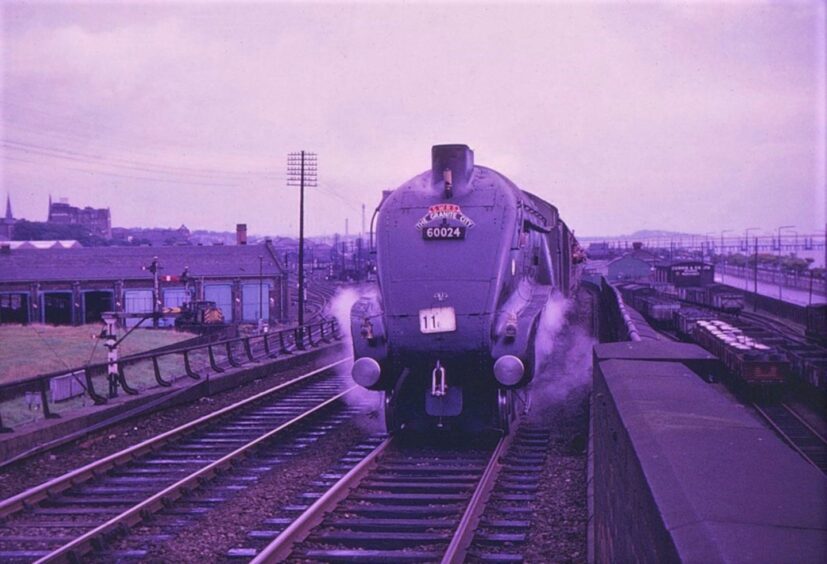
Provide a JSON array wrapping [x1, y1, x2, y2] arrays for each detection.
[[532, 293, 595, 408], [327, 286, 385, 430]]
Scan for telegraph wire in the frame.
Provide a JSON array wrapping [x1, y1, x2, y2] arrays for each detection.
[[2, 139, 284, 181]]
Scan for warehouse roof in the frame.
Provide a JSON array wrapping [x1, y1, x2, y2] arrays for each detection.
[[0, 243, 285, 283]]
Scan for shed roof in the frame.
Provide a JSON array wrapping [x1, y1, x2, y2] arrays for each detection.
[[608, 252, 655, 267], [0, 244, 284, 283]]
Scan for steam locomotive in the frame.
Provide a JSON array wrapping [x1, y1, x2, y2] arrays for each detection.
[[350, 144, 583, 432]]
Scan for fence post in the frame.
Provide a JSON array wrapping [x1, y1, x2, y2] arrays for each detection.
[[243, 337, 256, 362], [0, 410, 12, 433], [279, 331, 291, 354], [183, 349, 201, 380], [208, 344, 225, 373], [152, 356, 172, 387], [226, 341, 242, 367], [39, 378, 59, 419], [263, 333, 278, 358], [117, 364, 139, 395], [295, 327, 306, 350], [84, 366, 108, 405], [0, 383, 13, 432]]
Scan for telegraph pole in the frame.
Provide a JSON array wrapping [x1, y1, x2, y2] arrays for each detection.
[[287, 151, 317, 339]]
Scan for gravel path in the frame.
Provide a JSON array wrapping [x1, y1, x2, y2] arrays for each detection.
[[0, 347, 348, 500], [522, 400, 589, 563]]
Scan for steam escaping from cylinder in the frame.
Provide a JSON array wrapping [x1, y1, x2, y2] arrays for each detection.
[[532, 292, 595, 410], [327, 286, 385, 431], [534, 293, 572, 375], [327, 286, 362, 349]]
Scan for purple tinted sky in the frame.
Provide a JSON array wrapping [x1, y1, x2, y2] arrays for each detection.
[[1, 1, 824, 237]]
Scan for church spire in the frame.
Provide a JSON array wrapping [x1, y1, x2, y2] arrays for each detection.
[[4, 193, 11, 220]]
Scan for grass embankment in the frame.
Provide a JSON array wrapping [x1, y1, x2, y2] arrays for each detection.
[[0, 324, 193, 385]]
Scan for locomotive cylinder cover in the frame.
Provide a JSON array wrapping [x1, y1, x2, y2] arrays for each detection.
[[352, 357, 381, 388], [494, 355, 525, 386]]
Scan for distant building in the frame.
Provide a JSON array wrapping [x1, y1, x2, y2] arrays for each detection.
[[608, 255, 655, 282], [48, 197, 112, 239], [0, 194, 15, 240], [586, 242, 612, 260], [655, 260, 715, 287], [112, 225, 191, 246], [607, 245, 657, 282]]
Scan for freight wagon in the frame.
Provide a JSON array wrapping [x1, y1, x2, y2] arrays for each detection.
[[678, 284, 745, 314], [692, 320, 788, 389], [674, 307, 716, 340]]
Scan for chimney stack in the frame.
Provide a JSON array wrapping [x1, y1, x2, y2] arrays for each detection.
[[431, 144, 474, 199], [236, 223, 247, 245]]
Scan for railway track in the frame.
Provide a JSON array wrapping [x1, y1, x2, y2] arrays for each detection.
[[231, 423, 553, 563], [753, 403, 827, 474], [0, 360, 354, 563], [737, 311, 808, 344]]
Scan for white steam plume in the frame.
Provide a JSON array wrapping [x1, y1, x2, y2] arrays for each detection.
[[532, 293, 596, 409], [328, 286, 385, 431]]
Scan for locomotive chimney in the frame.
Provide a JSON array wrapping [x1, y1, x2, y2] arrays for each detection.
[[432, 144, 474, 199]]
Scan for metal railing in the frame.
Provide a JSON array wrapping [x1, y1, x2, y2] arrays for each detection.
[[598, 277, 641, 342], [0, 318, 341, 433], [719, 264, 827, 297]]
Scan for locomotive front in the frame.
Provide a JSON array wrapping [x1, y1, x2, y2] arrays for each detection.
[[351, 144, 560, 432]]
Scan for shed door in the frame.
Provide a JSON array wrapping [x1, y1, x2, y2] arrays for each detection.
[[0, 293, 29, 324], [205, 284, 233, 322], [242, 282, 271, 322], [83, 290, 114, 324], [124, 289, 153, 328]]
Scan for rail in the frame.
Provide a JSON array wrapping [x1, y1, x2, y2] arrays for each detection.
[[0, 359, 348, 522], [36, 386, 356, 563], [753, 403, 827, 474], [0, 318, 341, 433], [441, 430, 514, 564], [250, 436, 394, 563], [252, 429, 515, 563]]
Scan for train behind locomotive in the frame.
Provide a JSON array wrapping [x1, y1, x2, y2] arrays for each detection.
[[350, 144, 583, 432]]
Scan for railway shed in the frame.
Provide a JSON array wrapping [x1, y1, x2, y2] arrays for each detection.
[[0, 242, 289, 326]]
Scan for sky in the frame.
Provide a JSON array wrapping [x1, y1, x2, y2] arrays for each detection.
[[1, 0, 825, 238]]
